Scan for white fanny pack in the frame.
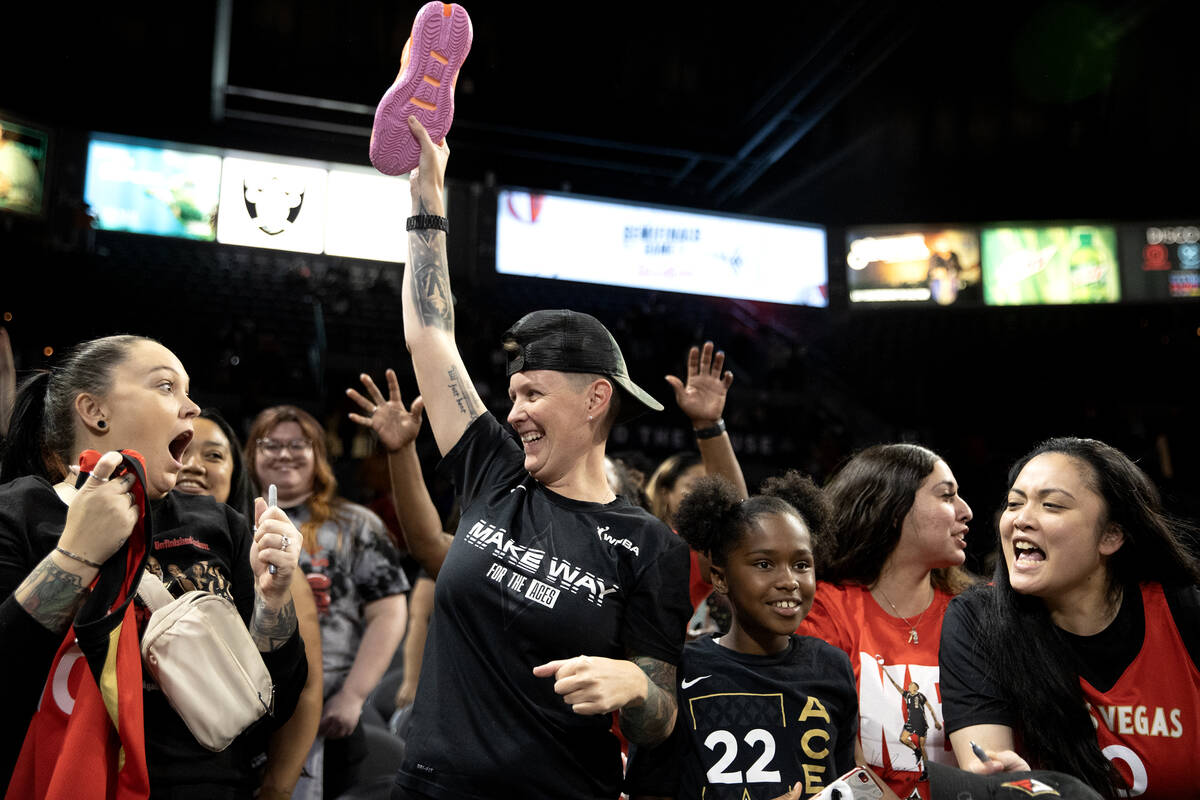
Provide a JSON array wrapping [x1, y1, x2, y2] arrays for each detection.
[[137, 573, 274, 751]]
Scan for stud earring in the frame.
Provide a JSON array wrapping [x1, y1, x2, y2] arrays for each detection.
[[97, 420, 107, 429]]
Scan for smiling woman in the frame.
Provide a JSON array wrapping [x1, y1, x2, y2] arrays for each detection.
[[386, 114, 692, 800], [939, 437, 1200, 800], [246, 404, 409, 799], [176, 410, 254, 517], [795, 443, 976, 799], [0, 334, 308, 798]]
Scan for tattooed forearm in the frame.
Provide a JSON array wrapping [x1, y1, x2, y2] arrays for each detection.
[[15, 558, 90, 633], [250, 595, 297, 652], [446, 365, 482, 421], [619, 656, 678, 746], [408, 196, 453, 331]]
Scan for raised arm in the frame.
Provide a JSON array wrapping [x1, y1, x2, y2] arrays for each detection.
[[664, 342, 748, 500], [402, 116, 485, 456], [348, 370, 454, 577], [879, 663, 905, 694]]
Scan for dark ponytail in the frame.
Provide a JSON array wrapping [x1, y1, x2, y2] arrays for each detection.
[[1, 371, 55, 483], [0, 335, 146, 485]]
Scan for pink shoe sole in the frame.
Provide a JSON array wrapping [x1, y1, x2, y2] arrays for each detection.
[[370, 2, 473, 176]]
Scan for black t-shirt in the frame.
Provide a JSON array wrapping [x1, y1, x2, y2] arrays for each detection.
[[0, 475, 306, 794], [939, 582, 1200, 734], [625, 634, 858, 799], [396, 413, 692, 800]]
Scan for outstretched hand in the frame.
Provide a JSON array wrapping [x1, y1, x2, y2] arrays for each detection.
[[347, 369, 425, 453], [532, 655, 647, 716], [664, 341, 733, 426]]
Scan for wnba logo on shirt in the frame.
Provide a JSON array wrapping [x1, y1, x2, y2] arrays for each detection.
[[596, 525, 641, 556]]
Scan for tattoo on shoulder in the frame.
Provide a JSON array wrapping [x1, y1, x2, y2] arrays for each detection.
[[408, 197, 453, 331], [620, 655, 678, 747], [18, 558, 89, 633], [446, 364, 482, 420], [250, 595, 298, 652]]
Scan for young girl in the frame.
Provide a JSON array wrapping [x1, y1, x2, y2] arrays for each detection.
[[627, 472, 858, 800]]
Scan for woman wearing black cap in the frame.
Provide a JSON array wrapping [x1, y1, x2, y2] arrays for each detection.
[[358, 116, 691, 800]]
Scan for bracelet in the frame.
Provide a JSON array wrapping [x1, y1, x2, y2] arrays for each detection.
[[693, 418, 726, 440], [55, 545, 104, 569], [406, 214, 449, 234]]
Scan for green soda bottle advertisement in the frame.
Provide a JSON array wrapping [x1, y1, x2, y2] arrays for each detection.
[[982, 226, 1119, 305]]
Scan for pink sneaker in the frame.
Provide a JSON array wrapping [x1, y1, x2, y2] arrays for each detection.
[[370, 2, 473, 176]]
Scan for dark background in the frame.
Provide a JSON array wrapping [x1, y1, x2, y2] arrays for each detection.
[[4, 0, 1199, 571]]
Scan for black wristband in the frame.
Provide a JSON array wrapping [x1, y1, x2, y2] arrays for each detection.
[[406, 214, 449, 234], [693, 418, 726, 439]]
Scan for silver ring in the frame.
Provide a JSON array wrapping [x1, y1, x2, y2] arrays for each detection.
[[281, 535, 290, 551], [372, 405, 378, 414]]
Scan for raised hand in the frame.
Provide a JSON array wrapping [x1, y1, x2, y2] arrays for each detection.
[[251, 499, 301, 599], [407, 115, 448, 215], [664, 341, 733, 426], [347, 369, 425, 453]]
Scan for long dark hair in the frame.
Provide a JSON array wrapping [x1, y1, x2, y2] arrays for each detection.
[[977, 437, 1200, 798], [0, 335, 148, 484], [246, 404, 341, 553], [675, 471, 830, 568], [198, 408, 255, 520], [646, 451, 702, 525], [821, 443, 973, 594]]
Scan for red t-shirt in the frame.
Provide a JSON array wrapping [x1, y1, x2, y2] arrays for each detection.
[[1083, 582, 1200, 799], [797, 582, 954, 800]]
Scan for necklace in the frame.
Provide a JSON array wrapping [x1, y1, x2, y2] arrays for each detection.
[[875, 585, 932, 645]]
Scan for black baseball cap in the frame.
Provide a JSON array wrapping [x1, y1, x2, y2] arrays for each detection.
[[927, 761, 1103, 800], [502, 309, 663, 422]]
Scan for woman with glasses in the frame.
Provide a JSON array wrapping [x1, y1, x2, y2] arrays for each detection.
[[247, 405, 410, 799]]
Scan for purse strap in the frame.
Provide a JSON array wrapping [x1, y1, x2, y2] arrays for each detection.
[[136, 570, 176, 612]]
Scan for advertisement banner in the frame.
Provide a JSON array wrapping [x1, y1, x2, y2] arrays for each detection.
[[982, 225, 1120, 305], [0, 115, 49, 217], [496, 189, 828, 307], [84, 138, 221, 239], [1119, 223, 1200, 300], [845, 228, 981, 306], [216, 155, 327, 253]]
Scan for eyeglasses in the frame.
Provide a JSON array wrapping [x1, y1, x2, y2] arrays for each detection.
[[256, 438, 313, 456]]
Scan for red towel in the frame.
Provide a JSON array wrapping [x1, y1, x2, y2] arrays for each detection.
[[5, 450, 152, 800]]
